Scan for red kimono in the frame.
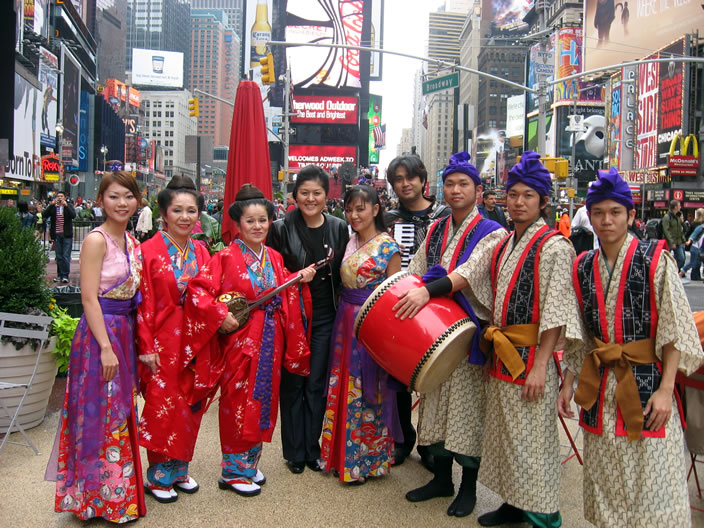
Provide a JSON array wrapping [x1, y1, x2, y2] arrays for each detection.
[[137, 234, 211, 462], [182, 242, 311, 454]]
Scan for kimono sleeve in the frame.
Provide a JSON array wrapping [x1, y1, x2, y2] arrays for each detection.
[[282, 273, 311, 377], [136, 252, 157, 357]]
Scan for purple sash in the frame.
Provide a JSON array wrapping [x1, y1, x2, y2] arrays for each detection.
[[98, 292, 142, 315]]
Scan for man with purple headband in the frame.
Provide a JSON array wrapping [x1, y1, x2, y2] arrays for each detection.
[[557, 167, 703, 527], [393, 152, 507, 518], [478, 151, 583, 527]]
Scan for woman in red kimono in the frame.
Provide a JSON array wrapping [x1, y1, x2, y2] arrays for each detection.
[[137, 175, 211, 503], [183, 184, 314, 497]]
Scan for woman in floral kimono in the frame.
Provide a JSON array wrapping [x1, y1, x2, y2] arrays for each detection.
[[320, 185, 402, 484], [182, 184, 314, 497], [137, 176, 211, 503], [49, 172, 145, 523]]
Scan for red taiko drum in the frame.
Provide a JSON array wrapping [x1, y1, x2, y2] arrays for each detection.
[[354, 271, 476, 393]]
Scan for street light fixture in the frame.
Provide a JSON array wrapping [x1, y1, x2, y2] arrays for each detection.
[[100, 145, 108, 172]]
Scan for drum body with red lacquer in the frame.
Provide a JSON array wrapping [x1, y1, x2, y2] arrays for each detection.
[[354, 271, 476, 393]]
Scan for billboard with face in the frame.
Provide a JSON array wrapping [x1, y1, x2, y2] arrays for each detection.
[[284, 0, 365, 89], [5, 71, 41, 181], [583, 0, 703, 71], [38, 46, 58, 148]]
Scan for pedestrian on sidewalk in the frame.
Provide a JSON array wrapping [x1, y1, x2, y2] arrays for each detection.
[[558, 168, 704, 527], [135, 198, 153, 243], [45, 191, 75, 283], [681, 208, 704, 281], [662, 199, 686, 269], [47, 171, 146, 523], [182, 184, 315, 497], [137, 176, 211, 504]]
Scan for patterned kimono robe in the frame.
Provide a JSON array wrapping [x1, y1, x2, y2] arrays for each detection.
[[566, 233, 704, 527], [137, 233, 211, 463], [480, 218, 582, 515], [182, 241, 311, 455], [408, 207, 506, 457]]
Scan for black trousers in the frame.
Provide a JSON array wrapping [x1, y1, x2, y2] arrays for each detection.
[[396, 388, 417, 452], [279, 310, 335, 463]]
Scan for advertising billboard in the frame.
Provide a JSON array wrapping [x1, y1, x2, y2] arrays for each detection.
[[657, 39, 686, 166], [583, 0, 703, 71], [245, 0, 274, 70], [285, 0, 364, 89], [291, 96, 359, 124], [484, 0, 532, 30], [636, 61, 659, 169], [61, 45, 81, 168], [24, 0, 49, 38], [104, 79, 141, 135], [369, 0, 383, 80], [506, 94, 525, 139], [78, 91, 89, 172], [38, 46, 58, 148], [553, 27, 603, 105], [606, 71, 622, 169], [557, 105, 606, 185], [527, 35, 555, 114], [368, 94, 382, 165], [131, 48, 184, 88], [5, 71, 41, 182], [289, 145, 357, 171]]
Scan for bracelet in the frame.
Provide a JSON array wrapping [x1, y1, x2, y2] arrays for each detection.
[[424, 276, 453, 297]]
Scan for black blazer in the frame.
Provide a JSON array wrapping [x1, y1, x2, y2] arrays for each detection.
[[45, 203, 76, 238], [267, 210, 349, 309]]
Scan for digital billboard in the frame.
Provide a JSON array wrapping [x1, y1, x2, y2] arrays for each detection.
[[61, 45, 81, 167], [553, 27, 603, 105], [38, 46, 58, 148], [636, 61, 659, 170], [289, 145, 357, 171], [291, 96, 359, 124], [5, 71, 41, 182], [657, 39, 687, 166], [583, 0, 704, 71], [285, 0, 365, 89], [368, 94, 382, 164], [484, 0, 532, 30], [131, 48, 184, 88]]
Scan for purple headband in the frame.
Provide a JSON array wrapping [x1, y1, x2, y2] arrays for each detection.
[[506, 151, 552, 197], [441, 151, 481, 186], [585, 167, 634, 211]]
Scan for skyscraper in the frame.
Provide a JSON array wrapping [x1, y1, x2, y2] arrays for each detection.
[[424, 10, 467, 190], [96, 1, 128, 83], [190, 9, 240, 147], [125, 0, 191, 83], [191, 0, 244, 35]]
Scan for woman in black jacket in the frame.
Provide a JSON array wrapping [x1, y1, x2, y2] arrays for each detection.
[[267, 165, 349, 474]]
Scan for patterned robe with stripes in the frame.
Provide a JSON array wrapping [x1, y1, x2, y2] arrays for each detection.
[[479, 218, 583, 514], [566, 233, 704, 527]]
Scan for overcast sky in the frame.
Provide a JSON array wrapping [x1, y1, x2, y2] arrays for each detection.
[[370, 0, 445, 171]]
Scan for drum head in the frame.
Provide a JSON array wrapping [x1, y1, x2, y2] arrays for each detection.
[[354, 271, 410, 337], [412, 319, 477, 393]]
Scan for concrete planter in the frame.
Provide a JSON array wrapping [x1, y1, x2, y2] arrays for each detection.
[[0, 337, 57, 433]]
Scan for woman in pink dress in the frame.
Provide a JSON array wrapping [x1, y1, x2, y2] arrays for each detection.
[[48, 172, 145, 523]]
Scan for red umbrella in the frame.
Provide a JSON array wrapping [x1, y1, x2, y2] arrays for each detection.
[[221, 81, 272, 245]]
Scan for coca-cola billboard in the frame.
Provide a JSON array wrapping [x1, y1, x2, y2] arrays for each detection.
[[291, 96, 358, 124], [289, 145, 357, 171]]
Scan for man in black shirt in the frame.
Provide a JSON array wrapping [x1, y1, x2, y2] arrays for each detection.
[[477, 190, 508, 229], [385, 155, 449, 469]]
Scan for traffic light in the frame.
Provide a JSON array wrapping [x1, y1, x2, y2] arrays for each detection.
[[518, 155, 569, 180], [260, 52, 275, 85], [68, 174, 80, 187], [188, 97, 199, 117]]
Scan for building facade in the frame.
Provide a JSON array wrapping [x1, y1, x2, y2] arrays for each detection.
[[96, 0, 127, 83], [190, 8, 240, 148], [139, 89, 198, 178], [191, 0, 244, 34], [125, 0, 191, 82], [476, 42, 526, 132]]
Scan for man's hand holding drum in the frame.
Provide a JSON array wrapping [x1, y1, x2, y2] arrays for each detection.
[[393, 272, 468, 320]]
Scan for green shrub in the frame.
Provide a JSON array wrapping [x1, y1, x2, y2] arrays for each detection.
[[0, 207, 51, 315]]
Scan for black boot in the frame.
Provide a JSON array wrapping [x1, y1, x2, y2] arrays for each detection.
[[477, 503, 524, 526], [405, 455, 454, 502], [447, 466, 478, 517]]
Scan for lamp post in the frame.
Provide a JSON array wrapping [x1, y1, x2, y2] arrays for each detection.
[[100, 145, 108, 173], [55, 122, 65, 188]]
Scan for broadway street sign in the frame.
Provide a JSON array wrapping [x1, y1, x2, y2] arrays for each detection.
[[422, 72, 459, 95]]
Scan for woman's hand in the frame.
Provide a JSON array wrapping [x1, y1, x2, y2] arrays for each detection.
[[219, 312, 239, 333], [298, 264, 317, 283], [101, 345, 119, 381], [139, 353, 161, 373]]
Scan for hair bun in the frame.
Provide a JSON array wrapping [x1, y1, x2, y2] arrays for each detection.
[[235, 184, 265, 201], [166, 175, 197, 191]]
